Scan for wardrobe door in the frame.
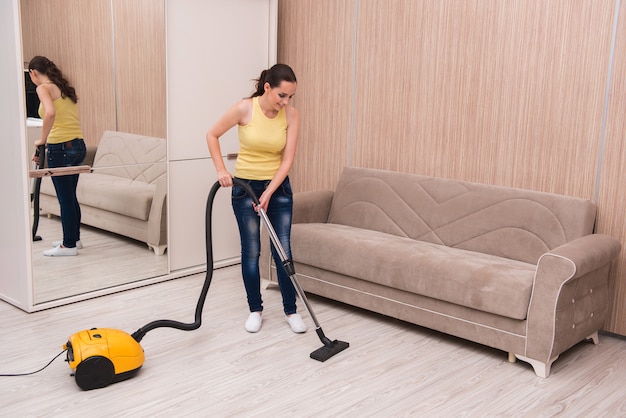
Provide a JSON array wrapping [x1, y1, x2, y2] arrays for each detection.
[[167, 0, 277, 161], [166, 0, 277, 271]]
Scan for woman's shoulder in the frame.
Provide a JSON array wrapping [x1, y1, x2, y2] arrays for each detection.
[[232, 97, 253, 113], [285, 104, 299, 123], [36, 83, 61, 100], [234, 97, 254, 125]]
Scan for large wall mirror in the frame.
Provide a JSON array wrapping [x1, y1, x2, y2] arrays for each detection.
[[21, 0, 168, 304]]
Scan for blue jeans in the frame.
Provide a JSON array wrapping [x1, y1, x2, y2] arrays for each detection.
[[232, 177, 297, 315], [46, 138, 86, 248]]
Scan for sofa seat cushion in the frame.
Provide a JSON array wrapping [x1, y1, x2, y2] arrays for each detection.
[[291, 223, 536, 320], [76, 173, 156, 221]]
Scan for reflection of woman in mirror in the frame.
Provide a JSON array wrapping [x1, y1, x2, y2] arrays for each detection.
[[206, 64, 306, 334], [28, 56, 86, 257]]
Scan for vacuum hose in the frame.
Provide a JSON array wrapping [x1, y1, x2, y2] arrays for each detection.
[[131, 179, 244, 342]]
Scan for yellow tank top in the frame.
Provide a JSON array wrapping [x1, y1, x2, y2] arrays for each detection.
[[38, 96, 83, 144], [235, 97, 287, 180]]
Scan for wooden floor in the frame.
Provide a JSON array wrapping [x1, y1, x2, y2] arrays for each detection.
[[1, 264, 625, 417], [31, 215, 168, 304]]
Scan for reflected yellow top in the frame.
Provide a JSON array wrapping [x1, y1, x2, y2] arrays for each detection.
[[235, 97, 287, 180], [38, 96, 83, 144]]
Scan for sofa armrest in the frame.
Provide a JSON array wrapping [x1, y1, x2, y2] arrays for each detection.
[[524, 234, 621, 373], [292, 190, 334, 224], [147, 175, 167, 255], [548, 234, 622, 277]]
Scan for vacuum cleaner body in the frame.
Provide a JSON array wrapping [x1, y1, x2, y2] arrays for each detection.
[[64, 328, 144, 390]]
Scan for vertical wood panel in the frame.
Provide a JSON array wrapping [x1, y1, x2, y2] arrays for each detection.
[[354, 0, 613, 198], [277, 0, 355, 192], [112, 0, 166, 138], [597, 1, 626, 335], [20, 0, 116, 147]]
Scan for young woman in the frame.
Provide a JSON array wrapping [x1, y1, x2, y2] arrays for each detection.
[[206, 64, 305, 334], [29, 56, 86, 256]]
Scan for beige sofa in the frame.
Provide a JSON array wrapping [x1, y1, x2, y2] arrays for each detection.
[[40, 130, 167, 255], [260, 167, 621, 377]]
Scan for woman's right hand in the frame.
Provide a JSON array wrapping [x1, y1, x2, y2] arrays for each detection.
[[217, 169, 233, 187], [32, 146, 42, 165]]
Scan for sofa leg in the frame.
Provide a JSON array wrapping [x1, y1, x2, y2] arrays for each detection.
[[508, 352, 516, 363], [587, 331, 600, 345], [515, 354, 557, 378], [261, 278, 277, 289], [148, 244, 167, 256]]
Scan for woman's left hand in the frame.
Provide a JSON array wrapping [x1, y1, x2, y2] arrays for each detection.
[[255, 191, 272, 213]]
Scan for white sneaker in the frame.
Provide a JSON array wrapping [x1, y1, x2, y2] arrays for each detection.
[[52, 239, 83, 249], [245, 312, 263, 333], [286, 313, 307, 333], [43, 245, 78, 257]]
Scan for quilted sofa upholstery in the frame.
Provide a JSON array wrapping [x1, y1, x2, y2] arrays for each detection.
[[39, 131, 167, 255], [260, 166, 621, 377]]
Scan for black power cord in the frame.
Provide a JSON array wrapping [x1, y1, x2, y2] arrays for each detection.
[[0, 349, 67, 377]]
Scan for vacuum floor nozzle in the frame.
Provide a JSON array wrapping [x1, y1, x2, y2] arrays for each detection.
[[310, 340, 350, 362]]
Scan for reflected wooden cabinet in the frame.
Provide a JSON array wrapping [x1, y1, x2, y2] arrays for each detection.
[[0, 0, 277, 312]]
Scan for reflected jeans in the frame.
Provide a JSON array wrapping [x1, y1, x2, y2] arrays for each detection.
[[232, 177, 297, 315], [46, 138, 86, 248]]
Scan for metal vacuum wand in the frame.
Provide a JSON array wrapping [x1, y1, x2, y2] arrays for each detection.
[[233, 178, 349, 361]]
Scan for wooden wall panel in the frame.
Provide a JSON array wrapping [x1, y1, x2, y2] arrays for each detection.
[[354, 0, 613, 197], [112, 0, 166, 138], [277, 0, 355, 192], [20, 0, 116, 147], [278, 0, 626, 335], [20, 0, 166, 145], [597, 1, 626, 335]]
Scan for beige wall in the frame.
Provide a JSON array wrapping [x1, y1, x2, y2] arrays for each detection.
[[20, 0, 165, 147], [278, 0, 626, 335]]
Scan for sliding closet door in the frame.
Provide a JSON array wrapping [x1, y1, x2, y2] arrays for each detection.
[[167, 0, 277, 271]]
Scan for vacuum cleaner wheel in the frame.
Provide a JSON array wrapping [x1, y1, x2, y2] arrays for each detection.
[[74, 356, 115, 391]]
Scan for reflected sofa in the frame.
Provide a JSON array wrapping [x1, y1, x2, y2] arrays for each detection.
[[39, 130, 167, 255], [260, 166, 621, 377]]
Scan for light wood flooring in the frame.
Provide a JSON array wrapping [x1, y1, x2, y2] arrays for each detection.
[[1, 264, 625, 417], [31, 215, 168, 304]]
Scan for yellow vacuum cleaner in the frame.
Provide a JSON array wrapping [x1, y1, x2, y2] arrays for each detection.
[[64, 328, 144, 390], [64, 179, 348, 390]]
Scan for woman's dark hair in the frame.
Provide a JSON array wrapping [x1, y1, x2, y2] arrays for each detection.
[[250, 63, 297, 98], [28, 56, 78, 103]]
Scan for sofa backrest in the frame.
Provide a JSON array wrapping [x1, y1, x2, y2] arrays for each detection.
[[327, 167, 597, 264], [92, 131, 166, 184]]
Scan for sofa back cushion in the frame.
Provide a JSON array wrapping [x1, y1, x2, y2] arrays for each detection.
[[327, 167, 597, 264], [92, 130, 166, 183]]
